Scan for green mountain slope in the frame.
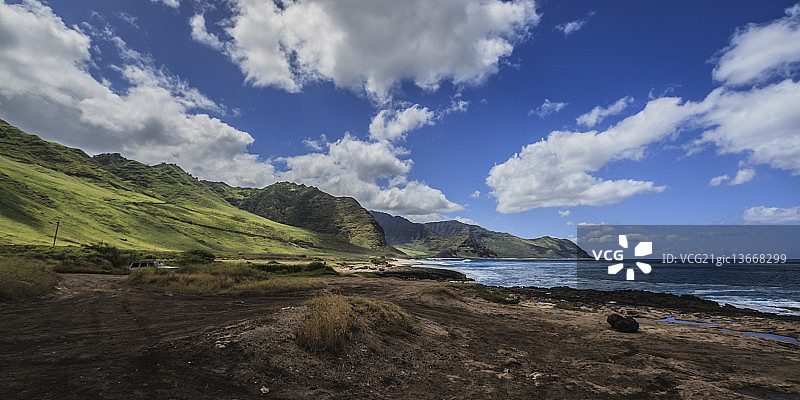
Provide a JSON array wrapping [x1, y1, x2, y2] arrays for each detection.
[[0, 119, 386, 256], [424, 220, 587, 258], [94, 153, 231, 209], [206, 181, 400, 254], [370, 211, 587, 258]]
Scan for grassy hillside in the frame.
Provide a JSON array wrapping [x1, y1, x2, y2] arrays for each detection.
[[207, 181, 400, 254], [0, 119, 386, 256], [0, 120, 120, 185], [94, 153, 229, 209], [371, 211, 586, 258]]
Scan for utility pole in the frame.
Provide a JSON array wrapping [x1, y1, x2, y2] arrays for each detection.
[[52, 218, 60, 248]]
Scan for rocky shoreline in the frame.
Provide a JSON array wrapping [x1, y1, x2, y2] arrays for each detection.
[[392, 265, 800, 321], [374, 266, 472, 282]]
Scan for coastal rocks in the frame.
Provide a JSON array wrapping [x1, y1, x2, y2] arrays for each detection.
[[375, 267, 472, 282], [607, 314, 639, 333]]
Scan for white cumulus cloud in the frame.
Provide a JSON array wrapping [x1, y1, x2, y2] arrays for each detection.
[[713, 4, 800, 86], [488, 7, 800, 213], [487, 97, 700, 213], [454, 216, 479, 225], [151, 0, 179, 9], [530, 99, 568, 118], [279, 133, 462, 218], [558, 210, 571, 217], [708, 174, 730, 187], [731, 168, 756, 185], [743, 205, 800, 223], [216, 0, 539, 102], [369, 105, 434, 142], [576, 96, 634, 127], [555, 12, 595, 37], [189, 14, 224, 51], [708, 168, 756, 186], [692, 80, 800, 174]]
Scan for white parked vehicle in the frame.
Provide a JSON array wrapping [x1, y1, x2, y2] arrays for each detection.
[[128, 260, 178, 273]]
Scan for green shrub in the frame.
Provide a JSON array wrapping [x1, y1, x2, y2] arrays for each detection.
[[249, 261, 338, 276], [0, 258, 59, 299], [0, 244, 140, 273], [175, 249, 215, 265], [370, 257, 389, 265]]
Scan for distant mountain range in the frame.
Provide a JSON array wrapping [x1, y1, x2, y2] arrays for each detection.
[[0, 118, 584, 258], [370, 211, 588, 258]]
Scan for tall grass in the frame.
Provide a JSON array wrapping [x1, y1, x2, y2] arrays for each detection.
[[0, 244, 140, 274], [0, 257, 58, 299], [128, 262, 326, 295], [297, 294, 413, 352]]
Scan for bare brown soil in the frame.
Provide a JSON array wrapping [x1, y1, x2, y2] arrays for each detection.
[[1, 273, 799, 399]]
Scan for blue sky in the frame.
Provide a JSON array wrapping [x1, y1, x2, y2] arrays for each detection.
[[1, 0, 799, 240]]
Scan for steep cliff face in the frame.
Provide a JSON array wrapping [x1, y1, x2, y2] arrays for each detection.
[[208, 181, 400, 254]]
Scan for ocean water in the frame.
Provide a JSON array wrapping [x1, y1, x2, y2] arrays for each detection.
[[417, 259, 800, 316]]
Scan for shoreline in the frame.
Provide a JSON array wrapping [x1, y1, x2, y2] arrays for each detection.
[[385, 262, 800, 321]]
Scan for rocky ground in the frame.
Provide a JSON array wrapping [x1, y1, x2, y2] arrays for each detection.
[[1, 272, 798, 399]]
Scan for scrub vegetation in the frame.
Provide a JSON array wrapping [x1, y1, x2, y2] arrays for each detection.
[[297, 294, 413, 353], [0, 257, 59, 299], [128, 262, 326, 295]]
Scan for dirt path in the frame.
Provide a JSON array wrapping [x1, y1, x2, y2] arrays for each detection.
[[1, 274, 798, 399], [0, 274, 305, 399]]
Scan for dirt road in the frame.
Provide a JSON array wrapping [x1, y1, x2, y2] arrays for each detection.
[[1, 274, 798, 399]]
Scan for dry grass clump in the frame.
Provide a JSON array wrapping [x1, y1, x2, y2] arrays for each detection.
[[297, 294, 413, 353], [128, 263, 326, 295], [349, 296, 413, 336], [0, 257, 58, 300], [297, 294, 355, 352]]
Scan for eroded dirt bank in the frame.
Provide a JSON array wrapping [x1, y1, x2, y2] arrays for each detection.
[[1, 274, 798, 399]]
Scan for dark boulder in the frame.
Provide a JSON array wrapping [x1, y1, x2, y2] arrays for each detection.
[[607, 314, 639, 333]]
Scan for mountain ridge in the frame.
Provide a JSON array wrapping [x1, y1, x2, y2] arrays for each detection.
[[370, 211, 587, 258], [0, 118, 393, 256], [205, 181, 400, 255]]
